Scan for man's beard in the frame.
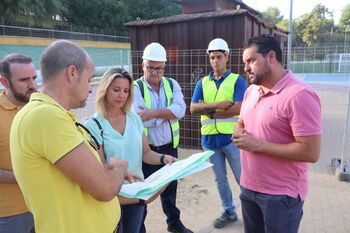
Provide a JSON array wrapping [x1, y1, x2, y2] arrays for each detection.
[[9, 81, 36, 104], [250, 74, 264, 85], [250, 67, 271, 85]]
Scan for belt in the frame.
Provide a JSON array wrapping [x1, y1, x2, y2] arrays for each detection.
[[149, 142, 173, 151]]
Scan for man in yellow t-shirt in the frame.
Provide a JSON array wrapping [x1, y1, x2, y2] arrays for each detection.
[[0, 54, 37, 233], [10, 40, 128, 233]]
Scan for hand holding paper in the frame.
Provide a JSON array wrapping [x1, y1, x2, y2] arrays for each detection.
[[119, 150, 214, 200]]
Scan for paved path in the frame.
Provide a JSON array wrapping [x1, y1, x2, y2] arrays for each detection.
[[145, 150, 350, 233]]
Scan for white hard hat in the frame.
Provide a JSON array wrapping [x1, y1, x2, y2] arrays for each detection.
[[207, 38, 230, 54], [142, 42, 167, 62]]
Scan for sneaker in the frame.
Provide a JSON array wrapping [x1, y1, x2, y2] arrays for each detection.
[[167, 221, 193, 233], [213, 212, 238, 228]]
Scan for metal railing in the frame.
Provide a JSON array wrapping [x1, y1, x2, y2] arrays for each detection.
[[0, 24, 130, 43]]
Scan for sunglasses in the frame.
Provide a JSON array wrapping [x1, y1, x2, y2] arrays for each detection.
[[75, 122, 101, 151]]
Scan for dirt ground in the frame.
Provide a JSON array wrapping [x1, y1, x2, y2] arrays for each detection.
[[144, 148, 243, 233]]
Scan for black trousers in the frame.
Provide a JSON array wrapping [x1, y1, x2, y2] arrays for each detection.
[[139, 144, 180, 233]]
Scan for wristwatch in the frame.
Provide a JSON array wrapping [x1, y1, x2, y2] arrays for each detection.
[[209, 111, 215, 119], [138, 199, 145, 206], [160, 154, 166, 165]]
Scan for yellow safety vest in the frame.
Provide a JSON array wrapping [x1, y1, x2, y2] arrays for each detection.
[[134, 76, 180, 148], [201, 73, 239, 135]]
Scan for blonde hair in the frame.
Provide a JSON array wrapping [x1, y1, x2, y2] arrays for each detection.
[[96, 67, 134, 117]]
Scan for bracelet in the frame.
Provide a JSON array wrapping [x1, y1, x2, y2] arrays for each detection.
[[138, 199, 145, 206], [160, 154, 166, 165]]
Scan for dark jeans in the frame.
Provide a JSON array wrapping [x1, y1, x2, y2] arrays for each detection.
[[139, 145, 180, 233], [118, 204, 145, 233], [240, 187, 304, 233], [0, 212, 34, 233]]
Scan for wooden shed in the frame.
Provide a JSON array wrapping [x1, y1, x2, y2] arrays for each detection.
[[125, 0, 288, 148]]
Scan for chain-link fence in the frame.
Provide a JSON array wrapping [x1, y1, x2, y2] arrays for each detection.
[[0, 24, 130, 43], [72, 46, 350, 174], [291, 46, 350, 73]]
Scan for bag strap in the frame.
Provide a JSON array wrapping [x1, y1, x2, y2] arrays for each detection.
[[91, 117, 106, 161], [164, 77, 174, 93], [92, 117, 103, 138], [135, 79, 144, 98]]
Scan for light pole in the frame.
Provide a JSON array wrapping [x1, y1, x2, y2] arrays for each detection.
[[345, 25, 349, 53], [287, 0, 293, 69]]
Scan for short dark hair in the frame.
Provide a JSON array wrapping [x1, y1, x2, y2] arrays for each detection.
[[40, 40, 87, 81], [0, 53, 32, 80], [243, 34, 283, 64]]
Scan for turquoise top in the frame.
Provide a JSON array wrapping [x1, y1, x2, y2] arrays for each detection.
[[85, 111, 144, 179]]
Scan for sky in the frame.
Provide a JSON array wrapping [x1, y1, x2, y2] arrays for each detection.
[[243, 0, 348, 24]]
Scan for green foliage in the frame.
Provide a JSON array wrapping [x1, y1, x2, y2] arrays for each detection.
[[60, 0, 128, 34], [61, 0, 181, 35], [339, 4, 350, 31], [1, 0, 180, 35], [122, 0, 180, 21], [0, 0, 65, 19], [261, 7, 284, 24], [297, 4, 334, 46], [276, 18, 288, 31]]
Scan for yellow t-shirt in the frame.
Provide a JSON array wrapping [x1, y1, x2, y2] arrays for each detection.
[[0, 90, 29, 217], [10, 93, 120, 233]]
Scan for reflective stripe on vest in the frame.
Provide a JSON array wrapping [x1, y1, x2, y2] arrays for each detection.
[[201, 73, 239, 135], [134, 77, 180, 148]]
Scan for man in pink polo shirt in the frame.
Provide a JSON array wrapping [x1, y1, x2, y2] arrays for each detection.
[[233, 35, 321, 233]]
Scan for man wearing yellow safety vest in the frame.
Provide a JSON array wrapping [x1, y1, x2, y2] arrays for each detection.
[[190, 38, 247, 229], [132, 42, 191, 233]]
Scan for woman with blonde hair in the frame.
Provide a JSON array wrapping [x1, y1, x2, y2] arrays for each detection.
[[85, 67, 175, 233]]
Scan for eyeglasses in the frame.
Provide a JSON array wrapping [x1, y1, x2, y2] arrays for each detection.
[[75, 122, 101, 151], [146, 66, 165, 73]]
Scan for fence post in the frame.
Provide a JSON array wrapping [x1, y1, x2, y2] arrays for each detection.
[[86, 27, 89, 40], [28, 22, 32, 37], [70, 25, 73, 40], [337, 78, 350, 181], [1, 17, 5, 36], [312, 46, 316, 73], [302, 47, 306, 73], [329, 47, 332, 73]]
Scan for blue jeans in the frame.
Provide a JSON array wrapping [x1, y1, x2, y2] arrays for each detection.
[[240, 187, 304, 233], [0, 212, 34, 233], [205, 143, 241, 214], [118, 204, 145, 233]]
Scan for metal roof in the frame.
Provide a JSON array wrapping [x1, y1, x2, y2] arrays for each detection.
[[125, 9, 288, 33]]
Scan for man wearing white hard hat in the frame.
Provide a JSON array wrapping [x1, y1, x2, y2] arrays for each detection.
[[190, 38, 247, 229], [133, 43, 191, 233]]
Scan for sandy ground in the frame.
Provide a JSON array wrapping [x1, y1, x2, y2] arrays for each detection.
[[144, 148, 244, 233]]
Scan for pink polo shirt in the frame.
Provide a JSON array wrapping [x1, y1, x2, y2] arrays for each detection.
[[240, 71, 321, 200]]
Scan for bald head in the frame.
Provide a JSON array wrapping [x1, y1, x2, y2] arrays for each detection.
[[40, 40, 88, 82]]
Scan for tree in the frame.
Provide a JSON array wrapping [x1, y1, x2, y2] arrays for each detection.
[[60, 0, 181, 35], [61, 0, 128, 34], [297, 4, 334, 46], [0, 0, 65, 25], [121, 0, 180, 22], [339, 4, 350, 31], [261, 7, 284, 24], [276, 18, 288, 31]]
